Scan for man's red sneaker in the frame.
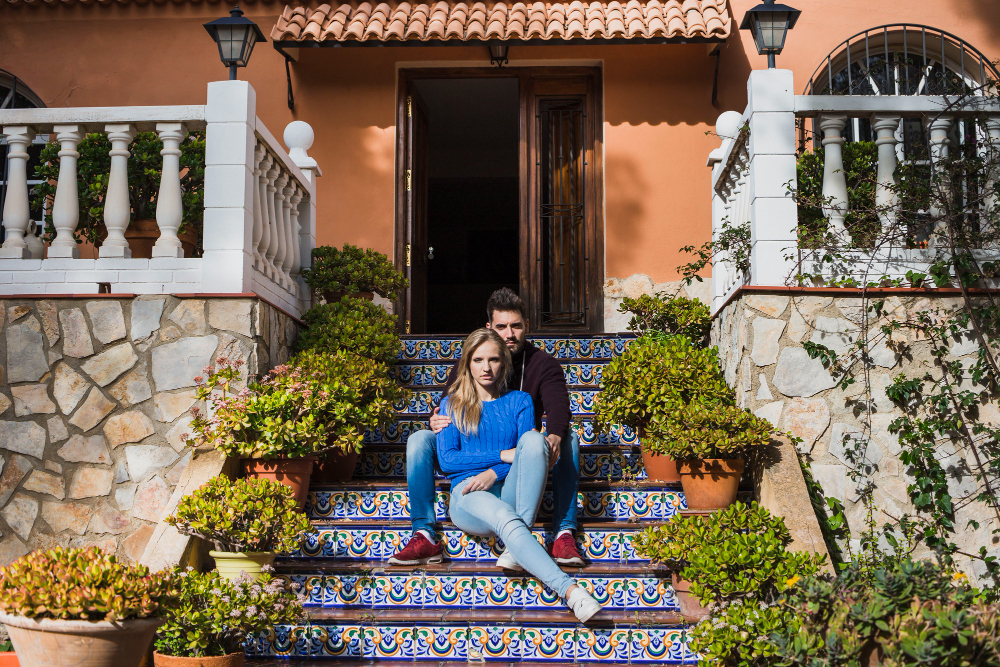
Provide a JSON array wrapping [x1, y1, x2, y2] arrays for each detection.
[[551, 532, 585, 567], [387, 532, 443, 566]]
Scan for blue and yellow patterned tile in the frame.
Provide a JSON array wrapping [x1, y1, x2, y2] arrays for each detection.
[[294, 528, 383, 559], [533, 337, 632, 360], [363, 625, 417, 660], [370, 574, 423, 608], [364, 420, 427, 445], [629, 627, 695, 664], [518, 627, 577, 661], [391, 363, 453, 386], [398, 339, 465, 361], [468, 625, 522, 661], [519, 577, 566, 610], [576, 627, 631, 663], [364, 418, 638, 446], [560, 362, 607, 387], [473, 576, 521, 609], [394, 390, 599, 416], [248, 624, 365, 659], [412, 625, 469, 661], [422, 575, 476, 608], [625, 577, 680, 611]]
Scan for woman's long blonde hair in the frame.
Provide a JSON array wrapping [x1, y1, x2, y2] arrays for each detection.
[[446, 328, 513, 436]]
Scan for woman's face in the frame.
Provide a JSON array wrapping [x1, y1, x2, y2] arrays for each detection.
[[469, 339, 503, 391]]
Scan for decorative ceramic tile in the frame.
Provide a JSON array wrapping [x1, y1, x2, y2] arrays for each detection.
[[364, 418, 638, 446], [391, 363, 452, 386], [293, 528, 382, 559], [354, 450, 408, 477], [626, 576, 680, 610], [422, 575, 476, 608], [364, 420, 426, 445], [364, 625, 417, 660], [519, 627, 577, 661], [396, 337, 633, 362], [468, 625, 522, 661], [629, 627, 695, 664], [560, 362, 607, 387], [574, 420, 640, 446], [412, 625, 469, 660], [394, 390, 599, 416], [371, 574, 423, 607], [248, 624, 365, 659], [398, 339, 464, 361], [473, 576, 521, 608], [577, 627, 631, 662]]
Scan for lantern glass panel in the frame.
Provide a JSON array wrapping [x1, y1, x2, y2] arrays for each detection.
[[757, 11, 789, 51]]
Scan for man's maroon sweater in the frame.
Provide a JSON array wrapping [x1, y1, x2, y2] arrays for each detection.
[[442, 342, 572, 442]]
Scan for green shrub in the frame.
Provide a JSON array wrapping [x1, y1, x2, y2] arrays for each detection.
[[651, 402, 774, 460], [295, 297, 401, 364], [155, 568, 303, 658], [0, 546, 178, 622], [634, 502, 825, 606], [797, 142, 878, 248], [619, 293, 710, 342], [301, 243, 408, 299], [594, 334, 732, 449], [691, 599, 800, 667], [166, 476, 312, 553], [187, 350, 406, 459], [771, 558, 1000, 667]]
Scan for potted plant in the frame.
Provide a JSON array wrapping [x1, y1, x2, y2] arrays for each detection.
[[294, 297, 402, 365], [301, 243, 408, 303], [654, 402, 773, 510], [0, 628, 16, 667], [153, 567, 304, 666], [166, 476, 312, 580], [188, 350, 406, 496], [617, 293, 711, 344], [0, 546, 178, 667], [32, 131, 205, 258], [594, 333, 732, 482], [633, 502, 825, 623]]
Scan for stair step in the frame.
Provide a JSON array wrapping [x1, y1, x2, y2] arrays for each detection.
[[352, 447, 648, 480], [394, 390, 600, 417], [247, 613, 694, 663], [290, 525, 662, 563], [366, 419, 638, 446], [398, 335, 634, 362], [278, 560, 671, 576], [249, 661, 641, 667], [306, 486, 685, 522], [392, 361, 608, 388]]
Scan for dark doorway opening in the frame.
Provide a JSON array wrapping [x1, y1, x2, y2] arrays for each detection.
[[412, 77, 519, 334]]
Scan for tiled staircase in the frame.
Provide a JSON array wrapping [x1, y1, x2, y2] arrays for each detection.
[[249, 335, 699, 665]]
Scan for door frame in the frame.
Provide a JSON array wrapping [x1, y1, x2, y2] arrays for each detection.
[[394, 66, 605, 333]]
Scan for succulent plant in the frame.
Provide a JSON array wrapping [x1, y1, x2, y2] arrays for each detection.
[[647, 401, 775, 460], [295, 296, 402, 365], [0, 546, 178, 622], [155, 568, 304, 658], [301, 243, 409, 299], [618, 293, 711, 343], [166, 476, 312, 553]]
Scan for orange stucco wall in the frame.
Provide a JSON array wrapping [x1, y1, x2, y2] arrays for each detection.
[[1, 0, 999, 283]]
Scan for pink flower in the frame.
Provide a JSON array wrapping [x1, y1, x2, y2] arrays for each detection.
[[194, 376, 204, 384]]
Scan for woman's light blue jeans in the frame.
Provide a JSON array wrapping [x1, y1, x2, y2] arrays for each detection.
[[448, 432, 576, 599]]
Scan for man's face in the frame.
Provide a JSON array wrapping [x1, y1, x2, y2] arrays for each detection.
[[488, 310, 527, 356]]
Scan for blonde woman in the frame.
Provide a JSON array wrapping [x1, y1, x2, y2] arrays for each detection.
[[435, 328, 601, 623]]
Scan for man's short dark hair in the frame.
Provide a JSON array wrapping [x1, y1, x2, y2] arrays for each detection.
[[486, 288, 527, 323]]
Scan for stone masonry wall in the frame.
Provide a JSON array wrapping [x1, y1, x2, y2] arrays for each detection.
[[604, 273, 711, 333], [712, 290, 1000, 577], [0, 295, 299, 565]]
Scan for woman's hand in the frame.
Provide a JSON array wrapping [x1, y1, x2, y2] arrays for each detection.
[[462, 469, 498, 494], [499, 448, 516, 464]]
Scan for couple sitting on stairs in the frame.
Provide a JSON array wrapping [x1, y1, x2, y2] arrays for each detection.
[[387, 287, 602, 623]]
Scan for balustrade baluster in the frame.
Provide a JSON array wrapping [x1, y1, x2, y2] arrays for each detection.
[[872, 115, 901, 230], [264, 162, 281, 280], [927, 115, 954, 245], [48, 125, 83, 258], [258, 153, 275, 274], [289, 185, 304, 295], [272, 171, 289, 287], [984, 118, 1000, 245], [280, 181, 296, 289], [0, 126, 36, 258], [100, 124, 136, 258], [819, 115, 849, 235], [251, 144, 266, 269], [152, 123, 187, 258]]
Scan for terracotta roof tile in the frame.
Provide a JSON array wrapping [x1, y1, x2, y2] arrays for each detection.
[[271, 0, 730, 41]]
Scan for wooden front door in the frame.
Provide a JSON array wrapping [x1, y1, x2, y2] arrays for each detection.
[[396, 68, 604, 333]]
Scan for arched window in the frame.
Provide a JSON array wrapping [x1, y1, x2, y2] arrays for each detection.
[[0, 71, 46, 253]]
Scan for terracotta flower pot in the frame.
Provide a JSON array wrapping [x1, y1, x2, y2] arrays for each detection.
[[671, 573, 711, 621], [0, 613, 161, 667], [123, 220, 198, 259], [209, 551, 276, 582], [641, 449, 680, 483], [0, 652, 18, 666], [677, 458, 745, 510], [322, 290, 374, 304], [242, 457, 315, 509], [154, 651, 244, 667], [313, 449, 360, 483]]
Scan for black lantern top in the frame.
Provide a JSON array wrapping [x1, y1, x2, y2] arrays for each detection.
[[740, 0, 801, 68], [204, 6, 267, 80]]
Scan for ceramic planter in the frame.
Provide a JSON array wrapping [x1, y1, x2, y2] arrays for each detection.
[[670, 573, 710, 621], [0, 652, 18, 666], [640, 449, 680, 483], [677, 458, 745, 510], [242, 457, 315, 509], [123, 220, 198, 259], [209, 550, 276, 582], [0, 613, 161, 667], [153, 651, 245, 667], [313, 449, 360, 483]]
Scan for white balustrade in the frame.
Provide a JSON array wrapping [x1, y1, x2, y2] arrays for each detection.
[[0, 81, 318, 315], [872, 115, 900, 229], [152, 122, 187, 258], [0, 126, 36, 258], [49, 125, 83, 259], [927, 116, 954, 245], [819, 115, 849, 234], [985, 118, 1000, 243]]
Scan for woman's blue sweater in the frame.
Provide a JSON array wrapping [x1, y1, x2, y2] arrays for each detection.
[[435, 390, 536, 486]]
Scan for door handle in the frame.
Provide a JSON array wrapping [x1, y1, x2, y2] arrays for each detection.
[[428, 246, 435, 260]]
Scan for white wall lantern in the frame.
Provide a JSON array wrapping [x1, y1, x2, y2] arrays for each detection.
[[204, 6, 267, 80], [740, 0, 801, 69]]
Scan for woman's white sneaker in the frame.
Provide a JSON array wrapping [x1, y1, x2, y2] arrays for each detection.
[[495, 548, 524, 571], [566, 586, 602, 622]]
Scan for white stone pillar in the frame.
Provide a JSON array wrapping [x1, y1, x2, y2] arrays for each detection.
[[745, 69, 798, 287], [0, 126, 36, 258], [201, 80, 256, 293], [872, 115, 900, 230], [927, 115, 954, 245], [819, 115, 849, 235], [100, 124, 136, 258], [48, 125, 83, 259], [152, 122, 188, 258]]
